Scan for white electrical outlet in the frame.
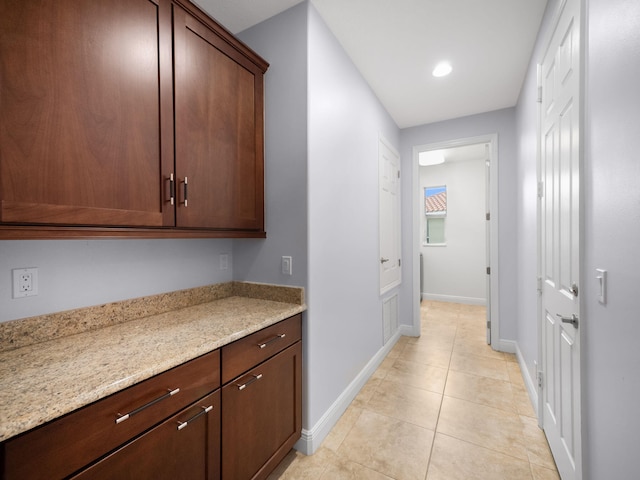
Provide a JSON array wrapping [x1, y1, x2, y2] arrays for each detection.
[[282, 256, 292, 275], [12, 268, 38, 298]]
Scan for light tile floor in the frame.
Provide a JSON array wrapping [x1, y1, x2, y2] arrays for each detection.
[[268, 301, 560, 480]]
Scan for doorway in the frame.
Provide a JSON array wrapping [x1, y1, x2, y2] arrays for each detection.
[[412, 134, 499, 346]]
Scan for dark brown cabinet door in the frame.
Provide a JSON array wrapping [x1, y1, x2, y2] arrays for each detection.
[[173, 5, 265, 231], [222, 342, 302, 480], [72, 390, 221, 480], [0, 0, 174, 227]]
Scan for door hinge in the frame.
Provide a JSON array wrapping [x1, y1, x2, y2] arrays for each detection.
[[537, 371, 544, 388], [486, 212, 490, 221], [398, 259, 401, 267], [397, 170, 400, 179], [486, 266, 491, 275], [537, 277, 542, 295], [537, 85, 543, 103], [537, 181, 545, 198], [486, 320, 491, 329]]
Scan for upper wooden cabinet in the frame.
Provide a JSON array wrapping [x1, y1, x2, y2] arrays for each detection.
[[0, 0, 268, 238], [173, 5, 265, 231]]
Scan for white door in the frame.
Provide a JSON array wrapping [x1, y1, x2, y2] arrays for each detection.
[[379, 136, 401, 294], [539, 0, 581, 477]]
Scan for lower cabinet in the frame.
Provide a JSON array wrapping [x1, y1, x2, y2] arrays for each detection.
[[222, 342, 302, 480], [72, 390, 221, 480], [0, 315, 302, 480]]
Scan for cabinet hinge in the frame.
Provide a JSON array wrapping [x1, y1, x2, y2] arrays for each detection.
[[486, 267, 491, 275], [537, 181, 545, 198], [537, 85, 543, 103], [537, 371, 544, 388], [486, 212, 490, 221]]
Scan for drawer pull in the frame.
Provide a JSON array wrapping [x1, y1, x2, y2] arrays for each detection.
[[167, 173, 175, 205], [181, 177, 188, 207], [258, 333, 286, 349], [115, 388, 180, 424], [237, 373, 263, 391], [177, 405, 213, 431]]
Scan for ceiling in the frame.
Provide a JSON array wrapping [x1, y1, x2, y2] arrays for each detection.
[[191, 0, 548, 129], [420, 143, 488, 167]]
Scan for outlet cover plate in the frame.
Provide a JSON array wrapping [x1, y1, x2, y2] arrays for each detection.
[[12, 268, 38, 298]]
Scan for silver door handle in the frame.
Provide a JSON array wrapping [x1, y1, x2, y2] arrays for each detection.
[[570, 283, 579, 297], [380, 257, 389, 264], [556, 313, 579, 328]]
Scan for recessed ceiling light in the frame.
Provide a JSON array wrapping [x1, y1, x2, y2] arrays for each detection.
[[432, 61, 452, 77], [419, 150, 446, 166]]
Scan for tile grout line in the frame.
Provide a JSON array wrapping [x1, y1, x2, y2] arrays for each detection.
[[422, 309, 457, 480]]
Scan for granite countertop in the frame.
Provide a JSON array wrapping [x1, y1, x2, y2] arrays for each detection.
[[0, 282, 306, 442]]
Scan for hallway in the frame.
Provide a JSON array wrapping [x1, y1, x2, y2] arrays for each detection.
[[269, 301, 559, 479]]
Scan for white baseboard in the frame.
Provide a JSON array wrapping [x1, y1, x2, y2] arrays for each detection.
[[422, 293, 486, 306], [495, 338, 517, 354], [399, 323, 419, 337], [515, 342, 539, 417], [293, 330, 402, 455]]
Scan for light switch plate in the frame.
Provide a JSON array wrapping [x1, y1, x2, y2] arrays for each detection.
[[219, 254, 229, 271], [282, 256, 292, 275], [596, 269, 607, 304]]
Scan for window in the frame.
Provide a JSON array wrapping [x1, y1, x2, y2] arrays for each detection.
[[425, 185, 447, 244]]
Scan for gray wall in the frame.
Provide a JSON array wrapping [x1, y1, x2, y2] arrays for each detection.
[[419, 158, 487, 303], [306, 2, 400, 431], [0, 239, 233, 323], [514, 0, 553, 401], [236, 3, 309, 289], [239, 2, 401, 438], [400, 108, 518, 342], [583, 0, 640, 475]]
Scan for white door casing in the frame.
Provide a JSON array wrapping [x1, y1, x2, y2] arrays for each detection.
[[485, 145, 491, 345], [379, 136, 401, 295], [538, 0, 582, 477], [411, 135, 499, 347]]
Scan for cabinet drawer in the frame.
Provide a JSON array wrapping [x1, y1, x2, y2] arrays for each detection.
[[72, 390, 221, 480], [221, 314, 301, 384], [2, 350, 220, 480]]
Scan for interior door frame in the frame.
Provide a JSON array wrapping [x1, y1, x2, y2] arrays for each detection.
[[412, 134, 500, 347]]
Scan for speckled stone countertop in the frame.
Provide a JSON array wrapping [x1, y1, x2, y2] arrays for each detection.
[[0, 282, 305, 442]]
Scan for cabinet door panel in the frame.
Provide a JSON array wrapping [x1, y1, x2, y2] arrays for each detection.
[[222, 342, 302, 480], [173, 6, 264, 230], [0, 0, 171, 227], [72, 390, 221, 480]]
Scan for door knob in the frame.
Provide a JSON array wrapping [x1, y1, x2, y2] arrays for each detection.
[[556, 313, 579, 328], [570, 283, 579, 297], [380, 257, 389, 264]]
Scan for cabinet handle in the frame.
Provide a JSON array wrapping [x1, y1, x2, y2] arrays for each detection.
[[237, 373, 263, 391], [181, 177, 188, 207], [176, 405, 213, 431], [167, 173, 175, 206], [258, 333, 286, 349], [115, 388, 180, 424]]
